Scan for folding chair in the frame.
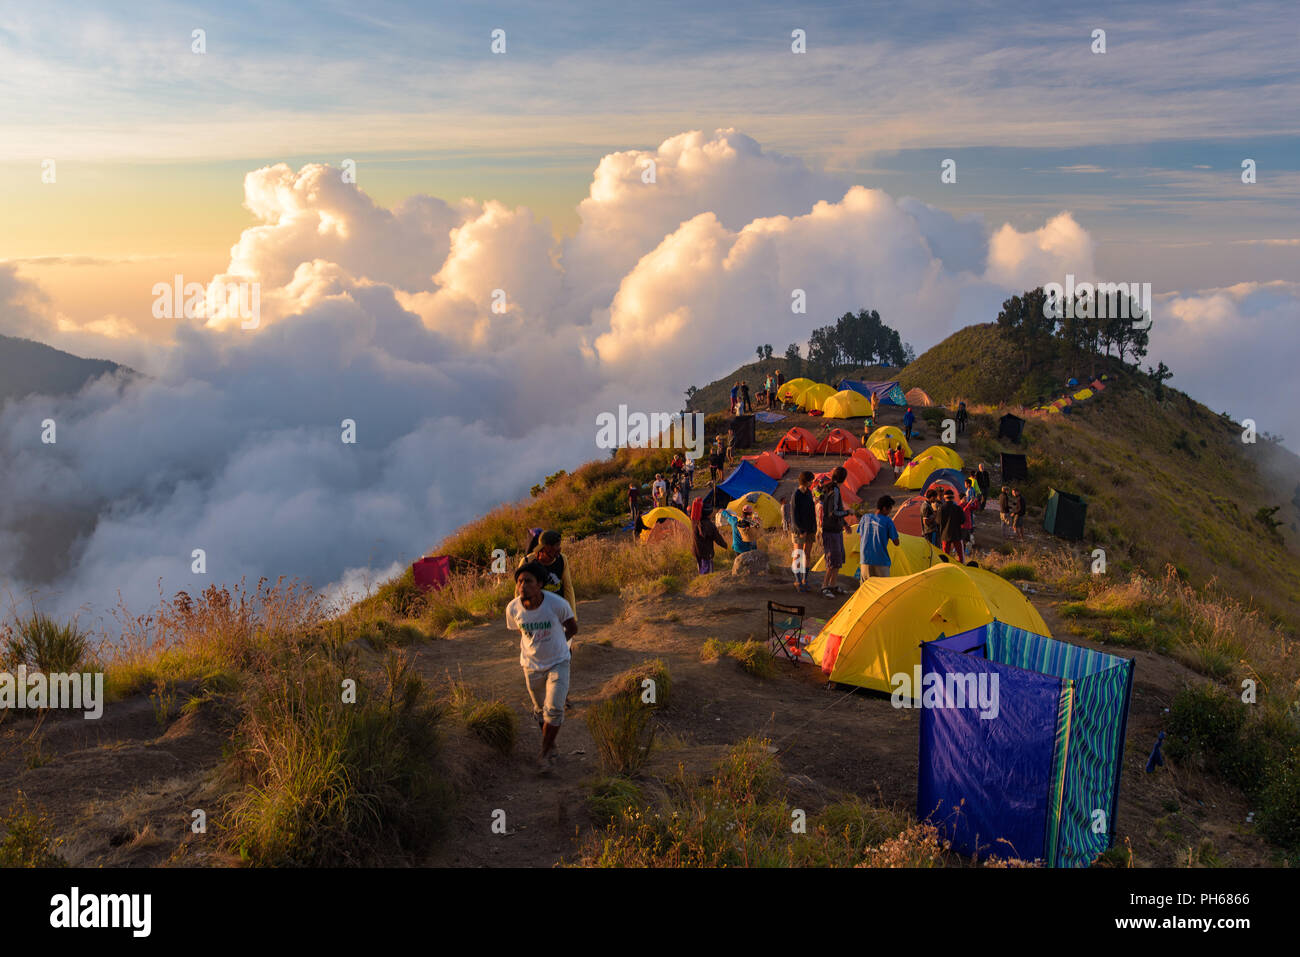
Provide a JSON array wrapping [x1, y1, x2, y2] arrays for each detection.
[[768, 601, 806, 663]]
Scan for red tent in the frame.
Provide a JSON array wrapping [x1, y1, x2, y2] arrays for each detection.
[[412, 555, 451, 592], [815, 428, 863, 455], [742, 449, 791, 480], [892, 497, 928, 536], [775, 426, 818, 455]]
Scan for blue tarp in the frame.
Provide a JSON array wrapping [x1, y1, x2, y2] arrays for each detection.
[[718, 460, 779, 499], [839, 379, 907, 406], [755, 411, 787, 423], [917, 622, 1134, 867]]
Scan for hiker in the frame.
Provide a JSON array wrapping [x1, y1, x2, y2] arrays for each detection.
[[1010, 487, 1026, 540], [708, 440, 725, 483], [684, 455, 696, 489], [890, 444, 904, 477], [520, 529, 578, 621], [651, 472, 667, 509], [817, 468, 852, 598], [870, 391, 879, 424], [858, 495, 900, 579], [789, 470, 818, 593], [920, 487, 941, 547], [938, 488, 967, 563], [956, 401, 969, 436], [721, 502, 760, 554], [740, 381, 751, 414], [974, 463, 991, 509], [998, 486, 1012, 537], [725, 428, 736, 463], [729, 382, 739, 415], [690, 498, 729, 575], [902, 406, 916, 440], [628, 483, 641, 527], [507, 561, 577, 773]]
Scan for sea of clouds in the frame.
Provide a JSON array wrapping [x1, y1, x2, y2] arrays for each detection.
[[0, 129, 1295, 625]]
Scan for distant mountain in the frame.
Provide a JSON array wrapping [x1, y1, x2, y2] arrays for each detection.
[[0, 333, 132, 403]]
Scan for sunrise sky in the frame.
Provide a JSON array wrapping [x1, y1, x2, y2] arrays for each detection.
[[0, 0, 1296, 617]]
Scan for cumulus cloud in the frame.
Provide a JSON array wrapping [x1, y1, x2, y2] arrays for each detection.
[[8, 127, 1262, 625]]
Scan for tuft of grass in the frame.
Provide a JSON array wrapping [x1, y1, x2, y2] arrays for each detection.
[[2, 613, 88, 672], [0, 793, 67, 868], [725, 640, 776, 680], [225, 647, 450, 866], [699, 638, 726, 662], [585, 693, 656, 775], [598, 659, 672, 708], [587, 776, 645, 827], [447, 682, 517, 755], [994, 563, 1037, 582]]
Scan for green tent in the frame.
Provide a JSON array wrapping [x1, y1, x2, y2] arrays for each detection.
[[1044, 488, 1087, 540]]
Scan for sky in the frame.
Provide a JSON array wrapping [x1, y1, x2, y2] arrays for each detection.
[[0, 0, 1297, 622]]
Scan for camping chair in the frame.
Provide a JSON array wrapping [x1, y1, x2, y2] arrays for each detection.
[[768, 601, 806, 663]]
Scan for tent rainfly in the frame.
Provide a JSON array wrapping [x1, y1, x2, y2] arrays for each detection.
[[998, 413, 1026, 443], [1044, 488, 1087, 540], [718, 461, 779, 499], [918, 621, 1134, 867]]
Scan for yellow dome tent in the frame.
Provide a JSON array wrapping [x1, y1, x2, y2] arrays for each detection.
[[798, 383, 838, 412], [813, 531, 946, 578], [726, 490, 783, 529], [806, 564, 1051, 695], [777, 377, 815, 403], [638, 506, 691, 544], [821, 389, 872, 419], [866, 426, 912, 462], [898, 448, 965, 489]]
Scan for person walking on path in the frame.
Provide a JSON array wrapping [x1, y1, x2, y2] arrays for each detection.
[[519, 529, 578, 623], [506, 561, 577, 774], [817, 468, 852, 598], [938, 488, 967, 563], [789, 470, 818, 593], [858, 495, 900, 579], [1010, 487, 1027, 540], [956, 401, 969, 436], [902, 406, 916, 440], [689, 499, 729, 575]]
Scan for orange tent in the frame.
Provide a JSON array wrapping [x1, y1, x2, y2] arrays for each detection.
[[775, 426, 818, 455], [816, 472, 862, 506], [815, 428, 863, 455], [742, 449, 791, 480], [841, 456, 873, 489], [851, 447, 883, 482], [904, 387, 934, 407]]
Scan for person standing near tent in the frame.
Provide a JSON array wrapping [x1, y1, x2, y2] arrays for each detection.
[[889, 444, 904, 477], [775, 368, 785, 391], [974, 463, 991, 509], [938, 488, 967, 563], [721, 503, 760, 554], [628, 483, 642, 527], [858, 495, 900, 579], [1010, 487, 1027, 540], [956, 401, 969, 436], [690, 498, 729, 575], [818, 468, 851, 598], [507, 561, 577, 773], [920, 487, 941, 547], [902, 406, 916, 440], [789, 470, 818, 593], [709, 440, 725, 483], [870, 390, 879, 424], [651, 472, 667, 509]]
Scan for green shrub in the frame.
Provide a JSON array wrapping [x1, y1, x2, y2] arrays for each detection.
[[3, 614, 88, 672], [995, 563, 1037, 582], [600, 659, 672, 708], [585, 693, 655, 775], [0, 794, 67, 868], [587, 777, 645, 826], [699, 639, 726, 662], [1257, 746, 1300, 849], [726, 640, 776, 679], [448, 683, 517, 754]]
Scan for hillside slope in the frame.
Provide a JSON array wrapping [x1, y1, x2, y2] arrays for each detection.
[[0, 333, 131, 404]]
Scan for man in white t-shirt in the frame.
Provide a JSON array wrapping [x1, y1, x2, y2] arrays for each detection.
[[651, 473, 667, 508], [506, 561, 578, 773]]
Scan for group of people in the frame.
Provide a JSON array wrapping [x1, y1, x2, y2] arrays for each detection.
[[634, 453, 696, 522], [729, 369, 789, 414]]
